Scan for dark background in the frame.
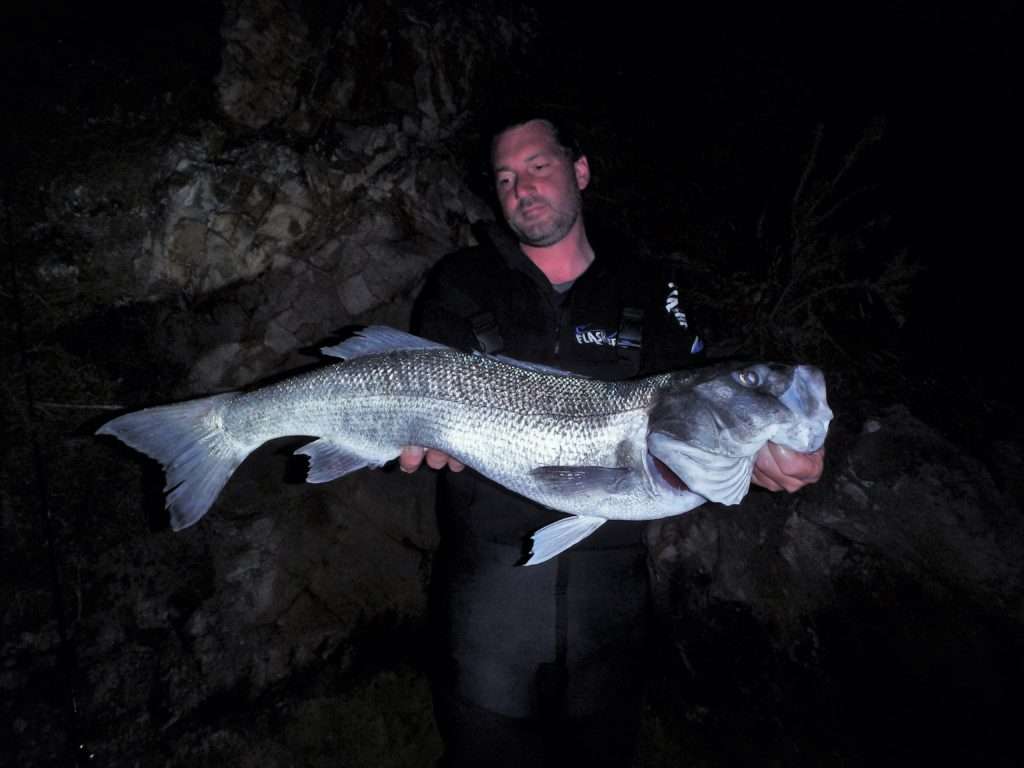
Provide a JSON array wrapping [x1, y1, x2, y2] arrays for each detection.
[[4, 1, 1017, 328], [2, 2, 1020, 765], [557, 2, 1016, 387]]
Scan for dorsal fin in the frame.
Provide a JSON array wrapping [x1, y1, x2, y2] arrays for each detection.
[[321, 326, 449, 360], [323, 326, 594, 383]]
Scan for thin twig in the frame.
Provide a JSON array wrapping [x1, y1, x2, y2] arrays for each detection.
[[830, 121, 882, 192], [809, 184, 879, 230], [777, 279, 871, 319], [792, 123, 823, 214]]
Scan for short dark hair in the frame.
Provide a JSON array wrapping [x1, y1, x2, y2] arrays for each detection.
[[484, 110, 584, 162], [461, 107, 588, 201]]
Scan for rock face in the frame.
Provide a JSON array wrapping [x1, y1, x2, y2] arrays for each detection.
[[30, 0, 535, 395], [45, 117, 493, 393], [646, 405, 1024, 764]]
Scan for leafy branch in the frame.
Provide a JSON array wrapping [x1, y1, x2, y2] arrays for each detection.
[[736, 119, 919, 367]]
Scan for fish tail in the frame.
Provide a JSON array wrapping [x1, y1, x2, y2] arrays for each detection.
[[97, 392, 247, 530]]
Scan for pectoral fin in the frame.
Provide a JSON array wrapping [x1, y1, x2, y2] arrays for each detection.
[[524, 515, 606, 566], [529, 466, 633, 495], [295, 438, 381, 483]]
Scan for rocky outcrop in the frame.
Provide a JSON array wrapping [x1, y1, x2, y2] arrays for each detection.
[[43, 116, 489, 393], [34, 0, 535, 394], [647, 405, 1024, 763]]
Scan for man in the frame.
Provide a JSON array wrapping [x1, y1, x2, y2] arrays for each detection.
[[402, 116, 824, 766]]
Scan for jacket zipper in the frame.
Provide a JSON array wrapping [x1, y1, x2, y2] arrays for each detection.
[[552, 293, 568, 361]]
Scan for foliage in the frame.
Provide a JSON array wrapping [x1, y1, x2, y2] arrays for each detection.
[[716, 120, 919, 373]]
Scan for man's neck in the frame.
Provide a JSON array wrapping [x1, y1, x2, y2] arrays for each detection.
[[519, 221, 595, 285]]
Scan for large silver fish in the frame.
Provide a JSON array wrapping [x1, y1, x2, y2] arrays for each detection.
[[97, 326, 832, 564]]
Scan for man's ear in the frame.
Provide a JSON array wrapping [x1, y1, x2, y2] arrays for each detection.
[[574, 155, 591, 191]]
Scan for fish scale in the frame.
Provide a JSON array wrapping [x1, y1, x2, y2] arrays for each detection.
[[293, 349, 659, 415]]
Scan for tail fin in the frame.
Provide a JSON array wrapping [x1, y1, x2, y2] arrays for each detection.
[[97, 393, 246, 530]]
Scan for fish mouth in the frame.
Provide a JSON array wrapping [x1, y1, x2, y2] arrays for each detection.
[[777, 365, 834, 451]]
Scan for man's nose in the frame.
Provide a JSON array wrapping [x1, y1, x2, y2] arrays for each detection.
[[514, 177, 535, 198]]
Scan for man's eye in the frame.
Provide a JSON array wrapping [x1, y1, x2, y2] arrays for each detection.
[[533, 164, 549, 172]]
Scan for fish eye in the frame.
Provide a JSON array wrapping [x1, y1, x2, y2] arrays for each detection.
[[737, 369, 760, 388]]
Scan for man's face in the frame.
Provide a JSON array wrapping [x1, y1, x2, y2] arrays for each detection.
[[491, 119, 590, 247]]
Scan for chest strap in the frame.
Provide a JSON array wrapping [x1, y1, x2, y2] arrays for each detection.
[[616, 306, 643, 364], [470, 311, 504, 355], [441, 279, 506, 354]]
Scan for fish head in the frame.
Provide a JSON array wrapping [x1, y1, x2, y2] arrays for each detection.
[[644, 363, 833, 504]]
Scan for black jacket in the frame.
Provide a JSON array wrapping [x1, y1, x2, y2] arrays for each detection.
[[413, 222, 704, 552]]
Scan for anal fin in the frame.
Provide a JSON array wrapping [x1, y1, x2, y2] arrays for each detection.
[[294, 438, 380, 483]]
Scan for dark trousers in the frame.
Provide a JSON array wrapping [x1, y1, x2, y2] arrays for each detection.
[[432, 683, 645, 768], [429, 538, 651, 767]]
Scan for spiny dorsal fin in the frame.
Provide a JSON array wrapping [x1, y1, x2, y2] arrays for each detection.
[[321, 326, 449, 360]]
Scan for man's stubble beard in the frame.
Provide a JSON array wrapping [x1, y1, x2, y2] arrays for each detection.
[[507, 190, 583, 247]]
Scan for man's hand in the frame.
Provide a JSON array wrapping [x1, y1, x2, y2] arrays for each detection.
[[751, 443, 824, 492], [399, 446, 465, 473]]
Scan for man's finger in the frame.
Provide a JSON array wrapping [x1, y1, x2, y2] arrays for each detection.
[[768, 444, 825, 482], [425, 448, 449, 470], [751, 444, 825, 492], [400, 446, 465, 473], [426, 449, 466, 471], [751, 466, 784, 491], [399, 445, 426, 473]]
